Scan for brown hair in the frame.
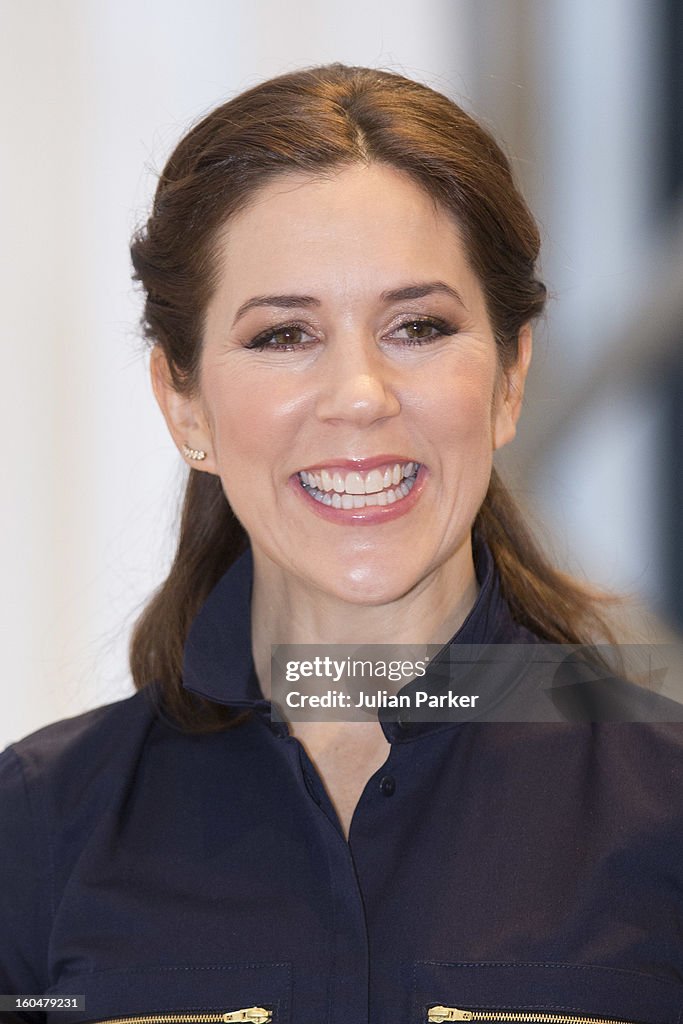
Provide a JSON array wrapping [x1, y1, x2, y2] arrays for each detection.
[[130, 63, 623, 731]]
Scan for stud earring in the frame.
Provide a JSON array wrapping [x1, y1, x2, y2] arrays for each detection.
[[182, 442, 207, 461]]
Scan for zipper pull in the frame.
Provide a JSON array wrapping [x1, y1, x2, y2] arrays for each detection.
[[428, 1009, 474, 1023], [223, 1010, 272, 1023]]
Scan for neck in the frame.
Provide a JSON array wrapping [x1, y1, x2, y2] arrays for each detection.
[[251, 535, 480, 700]]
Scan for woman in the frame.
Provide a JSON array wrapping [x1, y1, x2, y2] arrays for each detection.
[[1, 64, 681, 1024]]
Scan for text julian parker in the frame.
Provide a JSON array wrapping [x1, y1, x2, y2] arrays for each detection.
[[285, 690, 480, 709]]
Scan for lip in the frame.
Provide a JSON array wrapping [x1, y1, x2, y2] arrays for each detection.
[[288, 462, 428, 526], [296, 454, 418, 474]]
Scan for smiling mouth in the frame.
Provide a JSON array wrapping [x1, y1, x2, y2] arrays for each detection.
[[297, 461, 421, 510]]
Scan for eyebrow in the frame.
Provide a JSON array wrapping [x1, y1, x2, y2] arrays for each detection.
[[381, 281, 467, 308], [232, 293, 320, 327], [231, 280, 467, 327]]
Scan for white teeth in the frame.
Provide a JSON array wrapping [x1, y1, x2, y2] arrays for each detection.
[[345, 471, 366, 495], [298, 461, 420, 510], [364, 469, 385, 494]]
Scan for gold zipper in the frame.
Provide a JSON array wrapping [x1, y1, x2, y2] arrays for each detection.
[[428, 1008, 637, 1024], [93, 1009, 272, 1024]]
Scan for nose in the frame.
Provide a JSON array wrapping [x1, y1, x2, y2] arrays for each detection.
[[314, 334, 401, 427]]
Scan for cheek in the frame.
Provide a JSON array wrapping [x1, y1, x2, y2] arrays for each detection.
[[422, 366, 496, 453], [201, 371, 309, 481]]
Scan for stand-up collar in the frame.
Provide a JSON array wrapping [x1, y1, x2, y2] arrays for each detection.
[[182, 530, 528, 718], [183, 545, 261, 709]]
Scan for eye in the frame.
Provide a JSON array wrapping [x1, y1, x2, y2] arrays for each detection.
[[245, 323, 317, 352], [388, 317, 455, 345]]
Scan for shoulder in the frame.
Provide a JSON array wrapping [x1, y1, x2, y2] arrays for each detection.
[[545, 649, 683, 725], [0, 689, 166, 830], [4, 688, 157, 773], [0, 691, 165, 994]]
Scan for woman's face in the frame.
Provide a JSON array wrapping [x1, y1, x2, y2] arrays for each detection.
[[155, 163, 530, 606]]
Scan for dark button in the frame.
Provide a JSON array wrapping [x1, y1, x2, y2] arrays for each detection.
[[379, 774, 396, 797]]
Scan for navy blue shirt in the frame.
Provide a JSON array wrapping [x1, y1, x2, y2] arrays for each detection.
[[1, 535, 682, 1024]]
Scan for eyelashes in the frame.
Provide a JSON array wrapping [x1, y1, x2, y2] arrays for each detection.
[[244, 316, 457, 352], [245, 322, 316, 352], [392, 317, 455, 345]]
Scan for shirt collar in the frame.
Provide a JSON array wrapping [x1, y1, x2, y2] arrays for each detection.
[[182, 529, 526, 716], [183, 544, 261, 709]]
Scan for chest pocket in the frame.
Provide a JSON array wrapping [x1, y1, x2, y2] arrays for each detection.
[[42, 962, 291, 1024], [413, 962, 683, 1024]]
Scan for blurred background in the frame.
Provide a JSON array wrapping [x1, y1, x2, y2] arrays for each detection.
[[1, 0, 682, 746]]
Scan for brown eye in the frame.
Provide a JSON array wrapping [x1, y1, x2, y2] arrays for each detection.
[[279, 328, 308, 345], [390, 317, 453, 345], [404, 321, 436, 339], [246, 324, 316, 351]]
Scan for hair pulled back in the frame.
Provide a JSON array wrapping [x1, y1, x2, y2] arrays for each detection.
[[130, 63, 621, 731]]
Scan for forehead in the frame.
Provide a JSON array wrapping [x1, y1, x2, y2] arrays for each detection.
[[209, 163, 484, 310]]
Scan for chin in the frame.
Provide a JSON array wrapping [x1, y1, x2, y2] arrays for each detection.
[[319, 561, 424, 607]]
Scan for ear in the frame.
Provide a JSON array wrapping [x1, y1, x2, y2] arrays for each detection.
[[149, 346, 218, 475], [492, 323, 533, 451]]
